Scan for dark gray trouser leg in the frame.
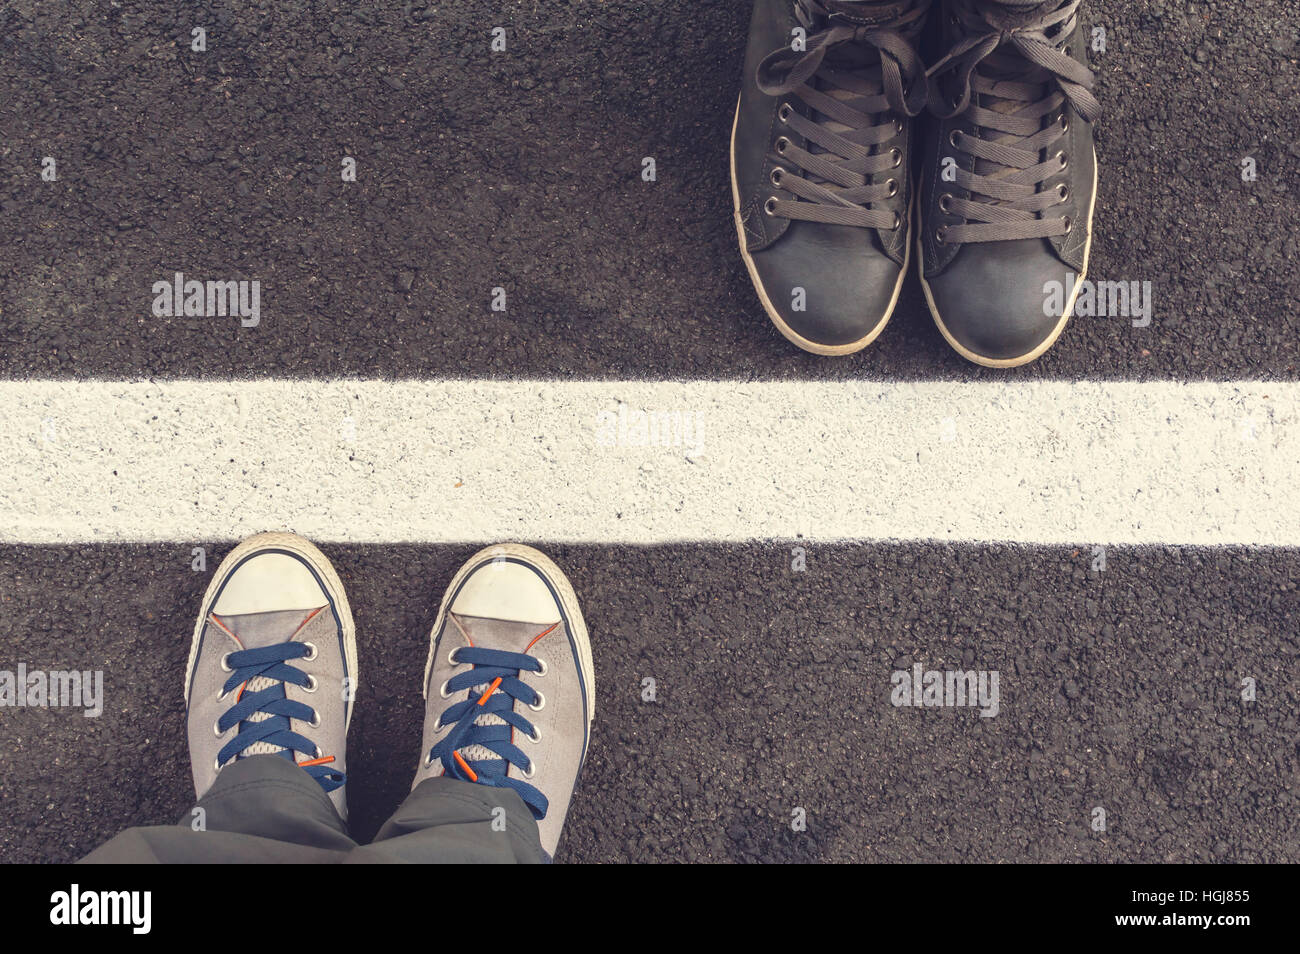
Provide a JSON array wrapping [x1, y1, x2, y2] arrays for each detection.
[[78, 755, 544, 864], [348, 775, 544, 864]]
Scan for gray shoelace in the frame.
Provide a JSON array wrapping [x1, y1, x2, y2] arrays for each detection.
[[755, 0, 931, 229], [927, 0, 1102, 245]]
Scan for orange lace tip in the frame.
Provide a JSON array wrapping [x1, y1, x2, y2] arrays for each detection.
[[453, 750, 478, 782], [477, 677, 503, 706], [298, 755, 335, 768]]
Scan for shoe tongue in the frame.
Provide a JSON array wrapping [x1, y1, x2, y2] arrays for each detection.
[[453, 616, 554, 770], [215, 608, 320, 649], [214, 608, 320, 762], [822, 0, 917, 22], [967, 0, 1066, 180]]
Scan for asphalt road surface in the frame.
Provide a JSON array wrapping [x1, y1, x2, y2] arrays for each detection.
[[1, 0, 1298, 864]]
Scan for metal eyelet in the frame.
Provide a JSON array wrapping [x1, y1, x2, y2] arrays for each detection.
[[1062, 217, 1073, 234], [448, 647, 462, 665], [939, 193, 953, 213], [309, 710, 321, 728], [1059, 114, 1070, 133], [301, 641, 318, 661], [220, 653, 232, 672], [778, 103, 792, 122], [936, 226, 949, 245], [422, 753, 435, 769], [303, 675, 318, 693], [212, 719, 225, 738], [535, 658, 549, 677], [894, 118, 904, 134], [527, 726, 542, 744], [213, 756, 225, 772], [889, 147, 902, 168], [522, 760, 536, 779], [770, 167, 784, 187], [885, 178, 899, 198], [764, 196, 779, 215], [775, 136, 790, 155], [528, 691, 546, 712], [313, 745, 322, 759], [1056, 151, 1069, 170], [890, 211, 901, 230], [439, 679, 453, 698], [216, 687, 228, 702], [1057, 184, 1070, 203], [949, 129, 962, 148]]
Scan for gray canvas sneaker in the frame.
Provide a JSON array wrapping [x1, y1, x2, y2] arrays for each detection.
[[185, 533, 358, 820], [413, 544, 595, 861], [918, 0, 1101, 367]]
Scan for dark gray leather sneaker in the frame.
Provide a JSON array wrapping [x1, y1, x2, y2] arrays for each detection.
[[918, 0, 1101, 367], [732, 0, 930, 355]]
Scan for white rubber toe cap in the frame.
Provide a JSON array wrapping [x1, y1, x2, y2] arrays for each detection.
[[450, 559, 560, 624], [213, 552, 327, 616]]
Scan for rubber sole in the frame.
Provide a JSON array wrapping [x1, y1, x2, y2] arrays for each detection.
[[421, 543, 596, 756], [729, 96, 908, 357], [184, 532, 359, 736], [917, 151, 1100, 369]]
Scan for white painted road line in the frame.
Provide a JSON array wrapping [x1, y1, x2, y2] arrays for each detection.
[[0, 379, 1295, 545]]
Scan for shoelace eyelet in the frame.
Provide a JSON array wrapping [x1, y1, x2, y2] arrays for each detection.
[[889, 148, 902, 169], [448, 647, 463, 666], [936, 226, 949, 245], [778, 103, 792, 122], [886, 178, 899, 198], [528, 691, 546, 712], [213, 756, 225, 772], [301, 641, 318, 661], [212, 718, 226, 738], [527, 726, 542, 744], [939, 193, 954, 214], [1059, 114, 1070, 133], [1056, 184, 1070, 204], [535, 658, 549, 677], [303, 675, 318, 693], [309, 710, 321, 729], [220, 652, 233, 672], [890, 211, 901, 230], [522, 760, 536, 780], [439, 678, 453, 698], [1062, 217, 1073, 235], [770, 167, 785, 187], [1056, 151, 1069, 170], [764, 196, 779, 216], [949, 129, 962, 148], [775, 136, 790, 155]]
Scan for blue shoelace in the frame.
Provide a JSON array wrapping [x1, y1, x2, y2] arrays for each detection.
[[217, 642, 344, 793], [429, 646, 547, 819]]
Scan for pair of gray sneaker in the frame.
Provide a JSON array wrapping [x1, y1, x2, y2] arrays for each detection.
[[184, 533, 594, 859]]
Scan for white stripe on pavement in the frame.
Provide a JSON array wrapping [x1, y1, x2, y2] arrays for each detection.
[[1, 379, 1295, 546]]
